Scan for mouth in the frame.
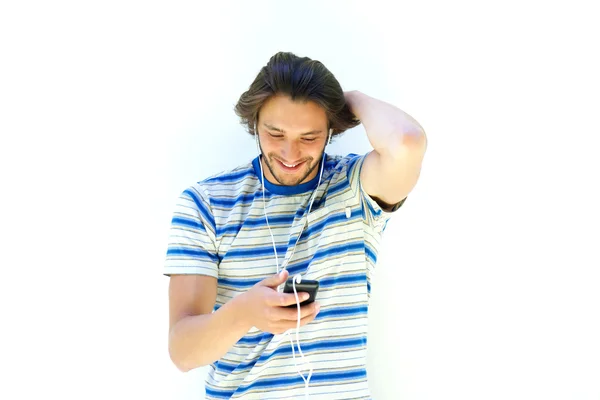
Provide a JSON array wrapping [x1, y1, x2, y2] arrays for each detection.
[[276, 158, 305, 172]]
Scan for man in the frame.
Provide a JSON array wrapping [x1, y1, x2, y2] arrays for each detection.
[[164, 51, 427, 399]]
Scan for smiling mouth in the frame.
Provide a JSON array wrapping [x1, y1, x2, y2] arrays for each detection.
[[277, 159, 305, 171]]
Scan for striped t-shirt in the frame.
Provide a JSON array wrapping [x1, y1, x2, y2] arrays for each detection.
[[164, 152, 404, 399]]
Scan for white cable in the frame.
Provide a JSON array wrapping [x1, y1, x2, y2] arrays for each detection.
[[280, 157, 325, 271], [255, 126, 327, 273], [289, 275, 312, 400], [256, 131, 281, 273], [254, 124, 331, 399]]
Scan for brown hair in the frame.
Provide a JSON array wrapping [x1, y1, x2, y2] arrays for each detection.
[[233, 51, 360, 139]]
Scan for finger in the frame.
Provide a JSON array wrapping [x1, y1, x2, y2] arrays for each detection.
[[298, 308, 319, 326], [270, 291, 309, 307], [274, 309, 320, 332], [258, 270, 288, 288], [275, 302, 320, 321], [285, 302, 320, 321]]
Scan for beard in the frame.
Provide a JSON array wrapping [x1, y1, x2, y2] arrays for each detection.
[[261, 152, 323, 186]]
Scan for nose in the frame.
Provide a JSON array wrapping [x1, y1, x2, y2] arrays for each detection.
[[281, 140, 301, 161]]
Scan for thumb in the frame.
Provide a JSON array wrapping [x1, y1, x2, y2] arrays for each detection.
[[258, 269, 288, 288]]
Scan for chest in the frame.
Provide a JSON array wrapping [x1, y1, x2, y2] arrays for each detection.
[[216, 183, 365, 285]]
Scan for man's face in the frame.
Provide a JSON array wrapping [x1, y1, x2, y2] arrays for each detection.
[[257, 94, 329, 186]]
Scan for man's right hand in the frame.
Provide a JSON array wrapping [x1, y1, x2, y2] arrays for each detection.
[[239, 270, 320, 335]]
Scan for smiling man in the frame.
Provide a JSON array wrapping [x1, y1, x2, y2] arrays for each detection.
[[257, 94, 331, 186], [164, 51, 427, 399]]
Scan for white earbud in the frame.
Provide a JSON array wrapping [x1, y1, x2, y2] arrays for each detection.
[[255, 122, 261, 154], [327, 128, 332, 145]]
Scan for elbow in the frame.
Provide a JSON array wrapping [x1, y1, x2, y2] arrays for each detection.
[[168, 343, 193, 373], [173, 359, 192, 373], [169, 351, 213, 373], [168, 328, 195, 372], [168, 332, 212, 372]]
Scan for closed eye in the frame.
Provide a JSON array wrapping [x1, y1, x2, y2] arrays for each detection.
[[268, 133, 317, 143]]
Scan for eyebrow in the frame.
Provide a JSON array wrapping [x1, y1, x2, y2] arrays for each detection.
[[263, 123, 322, 136]]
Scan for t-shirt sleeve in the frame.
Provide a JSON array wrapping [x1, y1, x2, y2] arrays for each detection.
[[346, 152, 407, 232], [163, 185, 219, 277]]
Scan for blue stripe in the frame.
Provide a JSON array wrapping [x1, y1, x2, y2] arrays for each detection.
[[220, 244, 288, 264], [217, 329, 363, 376], [365, 243, 376, 264], [271, 242, 364, 278], [205, 168, 255, 184], [215, 208, 350, 242], [365, 196, 381, 219], [346, 153, 361, 181], [326, 177, 352, 198], [211, 193, 257, 208], [236, 214, 296, 228], [226, 368, 367, 396], [215, 335, 367, 377], [218, 276, 261, 289], [254, 335, 367, 366], [360, 198, 366, 220], [318, 273, 367, 289], [166, 248, 219, 262], [220, 225, 362, 266], [204, 387, 234, 399], [209, 337, 367, 391], [236, 331, 274, 346], [304, 209, 356, 234], [214, 355, 260, 375], [218, 262, 365, 290], [217, 214, 298, 237], [211, 190, 314, 208], [310, 241, 364, 263], [170, 216, 205, 232], [213, 341, 269, 374], [315, 305, 368, 320], [183, 189, 216, 232]]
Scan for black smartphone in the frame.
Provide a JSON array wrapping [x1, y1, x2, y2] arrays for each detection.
[[283, 278, 319, 308]]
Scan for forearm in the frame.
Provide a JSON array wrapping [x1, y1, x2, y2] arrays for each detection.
[[345, 90, 426, 155], [168, 294, 252, 372]]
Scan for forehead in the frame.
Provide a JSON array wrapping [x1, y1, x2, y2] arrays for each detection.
[[260, 94, 327, 133]]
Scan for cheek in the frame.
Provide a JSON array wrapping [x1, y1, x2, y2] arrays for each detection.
[[306, 143, 323, 158], [264, 139, 322, 158], [262, 139, 279, 153]]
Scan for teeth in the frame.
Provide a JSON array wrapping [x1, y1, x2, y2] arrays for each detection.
[[282, 162, 298, 168]]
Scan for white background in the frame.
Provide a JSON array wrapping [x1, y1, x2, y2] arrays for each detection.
[[1, 1, 599, 399]]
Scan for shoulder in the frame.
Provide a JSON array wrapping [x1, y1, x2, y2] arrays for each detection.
[[185, 159, 256, 197], [322, 153, 366, 189], [175, 159, 258, 218], [323, 153, 363, 177], [202, 160, 256, 188]]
